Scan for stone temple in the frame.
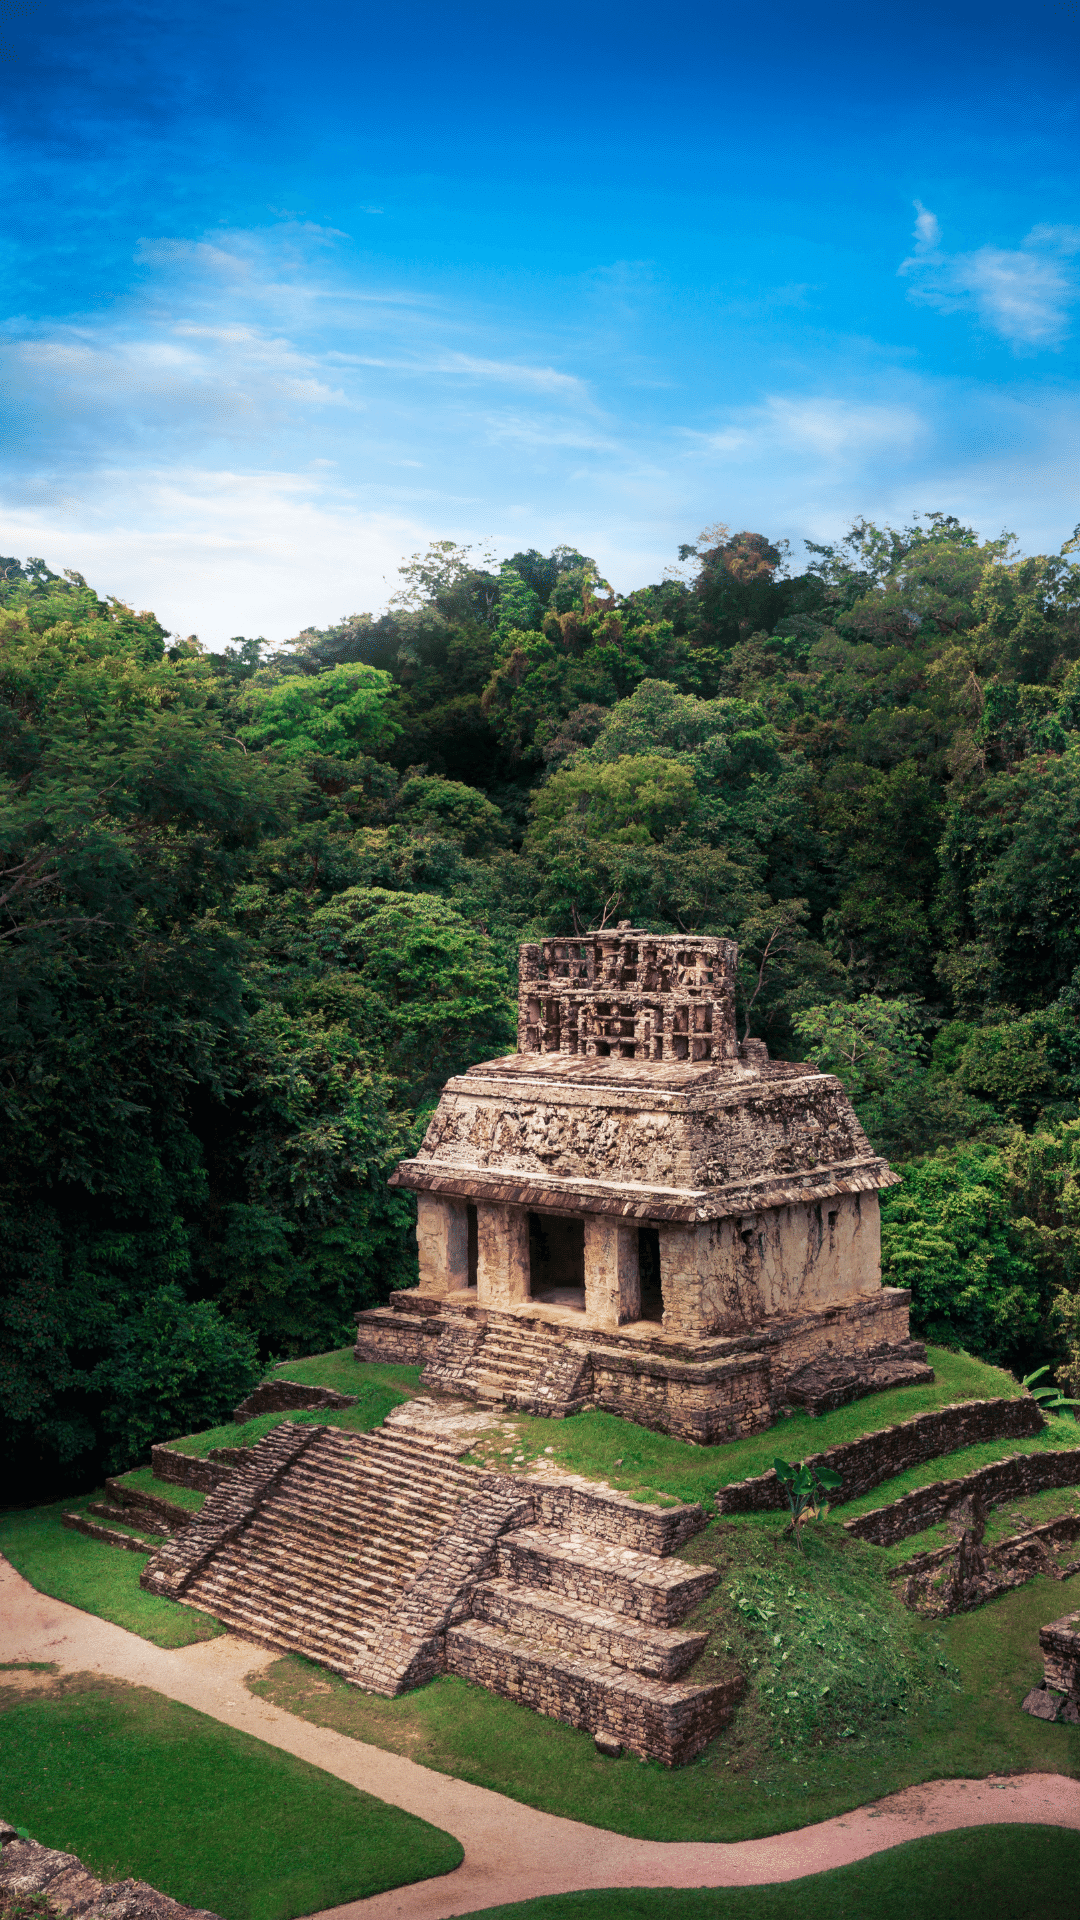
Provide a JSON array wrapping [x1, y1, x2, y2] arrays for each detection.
[[356, 925, 932, 1437]]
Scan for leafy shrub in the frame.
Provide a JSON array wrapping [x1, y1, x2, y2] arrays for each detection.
[[92, 1286, 261, 1472]]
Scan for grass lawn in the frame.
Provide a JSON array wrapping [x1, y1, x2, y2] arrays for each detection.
[[451, 1826, 1080, 1920], [248, 1551, 1080, 1843], [459, 1347, 1047, 1510], [0, 1669, 461, 1920], [168, 1360, 422, 1457], [112, 1467, 206, 1513], [0, 1497, 224, 1648]]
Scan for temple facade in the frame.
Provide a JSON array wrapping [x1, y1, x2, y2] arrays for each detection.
[[355, 926, 932, 1440]]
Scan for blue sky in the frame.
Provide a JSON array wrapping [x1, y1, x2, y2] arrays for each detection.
[[2, 0, 1079, 642]]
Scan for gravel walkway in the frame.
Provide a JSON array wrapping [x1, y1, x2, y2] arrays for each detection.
[[2, 1555, 1077, 1918]]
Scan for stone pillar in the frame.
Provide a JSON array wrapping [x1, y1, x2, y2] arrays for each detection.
[[657, 1222, 712, 1337], [476, 1202, 531, 1308], [416, 1193, 470, 1296], [583, 1216, 641, 1330]]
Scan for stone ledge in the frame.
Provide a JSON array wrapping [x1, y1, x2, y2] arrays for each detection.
[[444, 1619, 742, 1765], [844, 1445, 1080, 1547], [715, 1396, 1046, 1514], [232, 1380, 357, 1422]]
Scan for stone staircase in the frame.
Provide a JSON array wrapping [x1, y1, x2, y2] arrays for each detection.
[[144, 1423, 476, 1674], [139, 1415, 741, 1763], [422, 1312, 592, 1415]]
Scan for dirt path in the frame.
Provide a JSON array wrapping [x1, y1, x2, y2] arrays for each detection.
[[2, 1556, 1078, 1919]]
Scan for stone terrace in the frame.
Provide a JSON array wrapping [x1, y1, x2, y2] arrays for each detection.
[[139, 1419, 740, 1765]]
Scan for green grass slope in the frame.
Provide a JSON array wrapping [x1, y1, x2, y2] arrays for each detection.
[[0, 1500, 224, 1648], [0, 1670, 461, 1920], [249, 1557, 1080, 1842]]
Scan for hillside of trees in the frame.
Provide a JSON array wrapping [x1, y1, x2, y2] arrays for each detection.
[[4, 514, 1080, 1494]]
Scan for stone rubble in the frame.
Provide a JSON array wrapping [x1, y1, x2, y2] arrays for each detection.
[[0, 1834, 220, 1920]]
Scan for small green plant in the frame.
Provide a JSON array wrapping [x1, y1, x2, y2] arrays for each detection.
[[1021, 1367, 1080, 1415], [774, 1458, 843, 1551]]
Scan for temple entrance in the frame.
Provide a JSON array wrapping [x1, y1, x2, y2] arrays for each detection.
[[466, 1203, 478, 1288], [528, 1212, 586, 1309], [638, 1226, 663, 1322]]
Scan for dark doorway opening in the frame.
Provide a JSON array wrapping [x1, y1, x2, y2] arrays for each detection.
[[638, 1226, 663, 1322], [466, 1203, 478, 1287], [528, 1212, 585, 1309]]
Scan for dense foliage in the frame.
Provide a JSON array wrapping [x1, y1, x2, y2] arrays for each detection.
[[4, 515, 1080, 1489]]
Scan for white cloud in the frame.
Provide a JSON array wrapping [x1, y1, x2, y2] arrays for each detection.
[[692, 393, 926, 464], [900, 205, 1080, 347]]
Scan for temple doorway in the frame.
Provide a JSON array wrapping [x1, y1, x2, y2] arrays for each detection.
[[528, 1212, 585, 1309], [638, 1226, 663, 1322], [466, 1203, 478, 1287]]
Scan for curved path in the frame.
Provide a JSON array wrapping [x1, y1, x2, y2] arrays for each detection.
[[2, 1557, 1077, 1919]]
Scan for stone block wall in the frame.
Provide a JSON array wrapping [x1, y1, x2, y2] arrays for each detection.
[[1040, 1610, 1080, 1693], [444, 1622, 742, 1765], [232, 1380, 357, 1422], [589, 1343, 773, 1443], [0, 1833, 221, 1920], [714, 1395, 1046, 1513], [658, 1193, 883, 1338], [150, 1443, 248, 1491], [844, 1445, 1080, 1547]]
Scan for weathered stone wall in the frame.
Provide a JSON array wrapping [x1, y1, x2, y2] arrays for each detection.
[[844, 1445, 1080, 1546], [150, 1442, 247, 1491], [0, 1834, 221, 1920], [444, 1621, 742, 1764], [588, 1343, 773, 1443], [1040, 1610, 1080, 1693], [231, 1379, 356, 1422], [354, 1291, 445, 1366], [714, 1396, 1046, 1513]]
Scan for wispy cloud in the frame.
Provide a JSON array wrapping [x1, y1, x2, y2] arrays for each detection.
[[692, 393, 926, 464], [899, 204, 1080, 347]]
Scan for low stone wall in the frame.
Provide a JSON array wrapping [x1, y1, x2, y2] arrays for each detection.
[[142, 1422, 323, 1598], [1041, 1610, 1080, 1693], [714, 1396, 1045, 1514], [232, 1379, 357, 1422], [150, 1443, 252, 1491], [844, 1446, 1080, 1547], [589, 1344, 773, 1444], [0, 1832, 221, 1920], [444, 1621, 742, 1765], [105, 1477, 196, 1528], [528, 1478, 705, 1555], [61, 1511, 154, 1553], [355, 1296, 445, 1366]]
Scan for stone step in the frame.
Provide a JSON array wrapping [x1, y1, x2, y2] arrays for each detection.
[[219, 1512, 424, 1589], [262, 1479, 459, 1547], [184, 1543, 397, 1628], [86, 1500, 174, 1537], [471, 1578, 708, 1679], [494, 1528, 717, 1627], [444, 1619, 741, 1765], [182, 1584, 371, 1667]]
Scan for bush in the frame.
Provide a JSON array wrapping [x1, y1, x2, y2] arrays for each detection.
[[92, 1286, 261, 1471]]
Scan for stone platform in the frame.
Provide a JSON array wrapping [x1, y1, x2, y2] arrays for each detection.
[[140, 1419, 742, 1765], [355, 1285, 932, 1442]]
